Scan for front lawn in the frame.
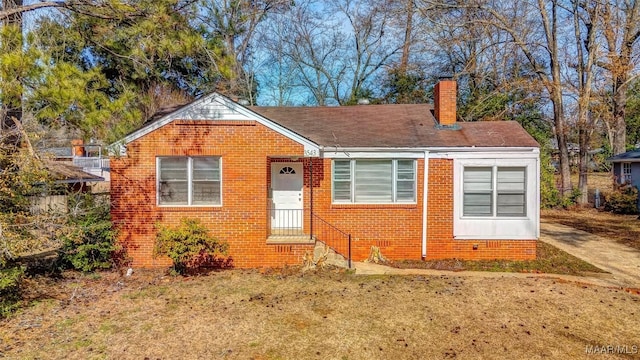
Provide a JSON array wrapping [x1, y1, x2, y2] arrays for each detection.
[[1, 269, 638, 359], [391, 241, 606, 276]]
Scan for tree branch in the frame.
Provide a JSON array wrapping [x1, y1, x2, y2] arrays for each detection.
[[0, 1, 66, 20]]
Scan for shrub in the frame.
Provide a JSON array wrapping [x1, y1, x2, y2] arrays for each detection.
[[154, 218, 228, 275], [57, 193, 120, 272], [540, 148, 562, 208], [603, 184, 639, 215], [560, 187, 582, 209], [0, 266, 24, 318]]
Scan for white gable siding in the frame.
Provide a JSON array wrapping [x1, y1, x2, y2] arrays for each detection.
[[173, 97, 254, 121], [113, 93, 320, 157]]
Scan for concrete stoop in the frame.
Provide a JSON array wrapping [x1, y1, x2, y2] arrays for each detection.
[[313, 241, 349, 269]]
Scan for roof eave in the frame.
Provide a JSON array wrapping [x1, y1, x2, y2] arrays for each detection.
[[607, 158, 640, 163], [321, 146, 540, 152]]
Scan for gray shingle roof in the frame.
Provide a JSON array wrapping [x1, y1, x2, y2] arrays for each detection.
[[607, 150, 640, 162]]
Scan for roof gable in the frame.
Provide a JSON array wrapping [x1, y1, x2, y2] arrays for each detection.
[[114, 93, 320, 156]]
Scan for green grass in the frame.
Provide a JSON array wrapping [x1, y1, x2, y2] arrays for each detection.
[[391, 241, 606, 276]]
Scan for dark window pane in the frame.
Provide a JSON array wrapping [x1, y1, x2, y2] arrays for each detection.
[[193, 181, 221, 205], [159, 181, 188, 205]]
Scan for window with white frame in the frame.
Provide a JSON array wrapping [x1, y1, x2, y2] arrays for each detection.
[[622, 162, 632, 183], [332, 159, 416, 203], [463, 166, 526, 217], [158, 157, 221, 206]]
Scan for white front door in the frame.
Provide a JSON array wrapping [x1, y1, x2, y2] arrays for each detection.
[[271, 162, 303, 230]]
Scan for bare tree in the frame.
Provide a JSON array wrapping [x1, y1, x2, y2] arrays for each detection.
[[332, 0, 403, 104], [419, 0, 573, 195], [419, 3, 532, 117], [254, 11, 300, 105], [271, 0, 402, 105], [278, 2, 346, 105], [598, 0, 640, 155], [197, 0, 292, 103], [399, 0, 414, 72], [572, 0, 600, 204]]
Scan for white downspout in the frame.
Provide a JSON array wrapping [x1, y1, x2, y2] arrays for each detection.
[[536, 154, 541, 239], [422, 151, 429, 259]]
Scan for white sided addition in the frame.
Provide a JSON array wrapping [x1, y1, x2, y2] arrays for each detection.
[[452, 152, 540, 240]]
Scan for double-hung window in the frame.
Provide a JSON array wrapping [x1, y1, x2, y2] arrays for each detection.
[[158, 157, 221, 206], [332, 159, 416, 203], [622, 162, 632, 183], [463, 166, 526, 217]]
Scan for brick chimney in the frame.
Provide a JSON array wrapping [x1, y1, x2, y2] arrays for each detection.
[[434, 78, 457, 126], [71, 139, 84, 157]]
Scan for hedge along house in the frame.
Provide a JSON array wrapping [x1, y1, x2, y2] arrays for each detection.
[[110, 79, 540, 269]]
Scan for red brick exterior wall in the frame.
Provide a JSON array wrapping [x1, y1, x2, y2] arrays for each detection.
[[112, 120, 535, 269], [111, 120, 315, 269], [308, 158, 425, 262]]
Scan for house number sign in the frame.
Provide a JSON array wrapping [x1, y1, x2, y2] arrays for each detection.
[[304, 149, 319, 157]]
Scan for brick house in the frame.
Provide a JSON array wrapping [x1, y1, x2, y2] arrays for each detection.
[[110, 79, 540, 268]]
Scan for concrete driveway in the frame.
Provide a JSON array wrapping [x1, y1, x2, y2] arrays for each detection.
[[540, 221, 640, 288]]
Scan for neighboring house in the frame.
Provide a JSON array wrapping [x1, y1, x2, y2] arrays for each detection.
[[70, 139, 111, 182], [110, 79, 540, 269], [45, 140, 111, 181], [608, 150, 640, 186], [607, 150, 640, 209], [549, 139, 604, 170], [30, 160, 104, 214]]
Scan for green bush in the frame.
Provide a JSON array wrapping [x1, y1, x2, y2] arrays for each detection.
[[0, 266, 24, 318], [540, 148, 561, 208], [604, 184, 639, 215], [58, 194, 120, 272], [154, 218, 228, 275], [560, 187, 582, 209]]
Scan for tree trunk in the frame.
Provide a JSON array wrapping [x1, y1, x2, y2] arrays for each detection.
[[542, 0, 572, 197], [612, 75, 628, 154], [552, 91, 572, 196], [578, 127, 589, 204], [399, 0, 413, 72], [574, 0, 599, 205], [1, 0, 23, 145], [600, 0, 640, 155]]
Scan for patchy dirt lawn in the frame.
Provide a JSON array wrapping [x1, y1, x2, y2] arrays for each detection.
[[391, 241, 606, 276], [2, 269, 639, 359]]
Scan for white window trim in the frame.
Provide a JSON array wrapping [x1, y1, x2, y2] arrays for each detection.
[[332, 159, 417, 204], [622, 162, 632, 183], [157, 156, 223, 207], [453, 158, 539, 240], [462, 166, 527, 219]]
